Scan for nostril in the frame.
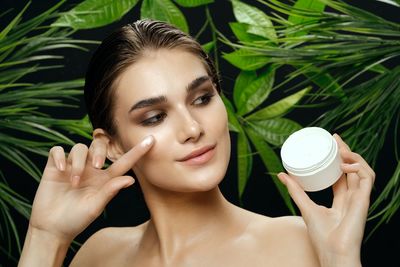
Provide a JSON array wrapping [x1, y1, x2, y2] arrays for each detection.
[[181, 119, 204, 143], [176, 109, 204, 143]]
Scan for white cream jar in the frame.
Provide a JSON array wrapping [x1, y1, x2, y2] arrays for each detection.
[[280, 127, 342, 192]]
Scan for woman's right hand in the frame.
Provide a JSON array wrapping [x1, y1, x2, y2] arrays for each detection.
[[28, 135, 154, 243]]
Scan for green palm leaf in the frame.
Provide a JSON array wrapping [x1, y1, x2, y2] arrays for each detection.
[[245, 127, 296, 214], [246, 118, 302, 146], [141, 0, 189, 33], [52, 0, 140, 29], [236, 66, 275, 116], [222, 48, 270, 71], [230, 0, 400, 230], [0, 0, 135, 256], [231, 0, 277, 41], [174, 0, 214, 7], [246, 87, 310, 120], [237, 131, 252, 198]]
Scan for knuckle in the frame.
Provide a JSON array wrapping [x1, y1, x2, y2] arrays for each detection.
[[351, 152, 362, 159], [71, 167, 85, 178], [72, 162, 85, 172], [87, 207, 102, 221], [339, 148, 349, 155]]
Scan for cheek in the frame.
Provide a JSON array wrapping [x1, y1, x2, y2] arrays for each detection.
[[144, 131, 172, 160], [208, 97, 229, 138], [203, 97, 231, 158], [130, 97, 230, 177], [132, 126, 175, 174], [218, 110, 231, 160], [218, 100, 231, 147]]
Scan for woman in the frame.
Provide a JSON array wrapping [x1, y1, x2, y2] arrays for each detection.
[[19, 20, 375, 267]]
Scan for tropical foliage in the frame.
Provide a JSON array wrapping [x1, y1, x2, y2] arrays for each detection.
[[0, 0, 398, 263], [221, 0, 400, 236], [0, 0, 147, 260]]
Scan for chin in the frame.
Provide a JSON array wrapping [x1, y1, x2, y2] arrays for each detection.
[[183, 170, 225, 192], [175, 143, 230, 192]]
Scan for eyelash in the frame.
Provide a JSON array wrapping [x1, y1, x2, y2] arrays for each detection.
[[193, 92, 215, 106], [141, 92, 215, 126]]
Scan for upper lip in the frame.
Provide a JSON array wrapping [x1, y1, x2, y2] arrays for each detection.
[[177, 145, 216, 161]]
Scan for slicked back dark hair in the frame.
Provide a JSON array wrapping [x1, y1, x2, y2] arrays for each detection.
[[84, 19, 221, 136]]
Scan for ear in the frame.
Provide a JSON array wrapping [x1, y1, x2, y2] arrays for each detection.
[[92, 128, 124, 162]]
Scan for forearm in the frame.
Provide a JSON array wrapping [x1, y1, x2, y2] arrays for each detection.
[[18, 226, 71, 267]]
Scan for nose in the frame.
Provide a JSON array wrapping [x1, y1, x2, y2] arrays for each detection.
[[177, 109, 204, 143]]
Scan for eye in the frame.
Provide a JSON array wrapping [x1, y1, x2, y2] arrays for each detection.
[[192, 92, 215, 106], [141, 112, 167, 126]]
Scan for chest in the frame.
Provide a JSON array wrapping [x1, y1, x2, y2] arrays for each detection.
[[99, 241, 296, 267]]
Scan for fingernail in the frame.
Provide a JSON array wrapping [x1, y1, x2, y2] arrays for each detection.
[[141, 136, 154, 147], [93, 156, 102, 169], [58, 162, 65, 171], [277, 173, 286, 184], [71, 175, 80, 186], [334, 133, 342, 139], [124, 180, 135, 188]]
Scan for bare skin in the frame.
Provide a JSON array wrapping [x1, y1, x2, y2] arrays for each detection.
[[71, 209, 319, 267], [18, 49, 374, 267]]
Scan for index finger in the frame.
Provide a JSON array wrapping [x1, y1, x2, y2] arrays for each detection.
[[334, 134, 375, 179], [106, 135, 154, 178], [277, 172, 316, 220]]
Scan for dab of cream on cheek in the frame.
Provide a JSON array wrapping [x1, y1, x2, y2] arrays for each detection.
[[280, 127, 343, 192]]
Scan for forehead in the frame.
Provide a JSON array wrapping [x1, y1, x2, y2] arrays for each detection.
[[114, 49, 209, 102]]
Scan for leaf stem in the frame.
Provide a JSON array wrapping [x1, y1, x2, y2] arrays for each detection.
[[205, 7, 219, 73]]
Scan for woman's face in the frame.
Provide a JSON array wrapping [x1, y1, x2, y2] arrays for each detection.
[[111, 48, 231, 193]]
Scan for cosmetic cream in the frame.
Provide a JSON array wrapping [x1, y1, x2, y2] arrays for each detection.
[[280, 127, 342, 192]]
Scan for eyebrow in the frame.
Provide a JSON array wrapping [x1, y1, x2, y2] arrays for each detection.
[[128, 75, 212, 113]]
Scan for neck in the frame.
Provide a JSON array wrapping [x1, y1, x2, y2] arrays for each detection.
[[140, 185, 237, 261]]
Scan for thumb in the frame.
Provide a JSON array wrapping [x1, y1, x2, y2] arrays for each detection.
[[278, 172, 315, 220], [96, 176, 135, 207]]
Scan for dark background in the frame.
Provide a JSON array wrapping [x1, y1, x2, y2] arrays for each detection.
[[1, 0, 399, 266]]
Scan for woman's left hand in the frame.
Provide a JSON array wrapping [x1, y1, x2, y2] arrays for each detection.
[[278, 134, 375, 267]]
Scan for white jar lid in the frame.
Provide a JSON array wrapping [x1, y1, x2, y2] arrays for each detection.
[[281, 127, 336, 175]]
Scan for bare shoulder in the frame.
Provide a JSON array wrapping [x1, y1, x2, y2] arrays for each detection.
[[69, 222, 147, 267], [255, 215, 312, 245], [245, 212, 320, 267]]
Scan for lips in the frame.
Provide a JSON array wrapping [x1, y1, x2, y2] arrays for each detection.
[[177, 145, 216, 165]]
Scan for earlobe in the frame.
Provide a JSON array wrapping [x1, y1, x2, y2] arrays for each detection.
[[92, 128, 124, 162]]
